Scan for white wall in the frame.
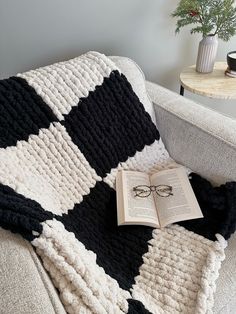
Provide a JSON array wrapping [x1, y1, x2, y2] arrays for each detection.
[[1, 0, 236, 117]]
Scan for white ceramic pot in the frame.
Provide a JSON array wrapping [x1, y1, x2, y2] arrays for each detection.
[[196, 35, 218, 73]]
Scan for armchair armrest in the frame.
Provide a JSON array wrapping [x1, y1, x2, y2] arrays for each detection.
[[146, 81, 236, 185]]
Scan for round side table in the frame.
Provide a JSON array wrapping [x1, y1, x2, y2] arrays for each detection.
[[180, 62, 236, 99]]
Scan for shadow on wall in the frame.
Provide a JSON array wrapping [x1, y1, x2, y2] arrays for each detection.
[[160, 34, 198, 91], [1, 0, 236, 116], [0, 0, 197, 82], [0, 0, 158, 77], [127, 0, 200, 91]]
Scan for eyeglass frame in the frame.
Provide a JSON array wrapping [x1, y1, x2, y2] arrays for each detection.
[[132, 184, 173, 198]]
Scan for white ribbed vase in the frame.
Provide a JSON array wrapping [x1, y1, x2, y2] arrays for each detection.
[[196, 35, 218, 73]]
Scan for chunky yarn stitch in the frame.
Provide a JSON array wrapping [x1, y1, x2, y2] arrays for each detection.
[[0, 51, 235, 314]]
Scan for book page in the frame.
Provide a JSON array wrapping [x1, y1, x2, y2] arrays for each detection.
[[150, 167, 203, 227], [119, 171, 159, 227]]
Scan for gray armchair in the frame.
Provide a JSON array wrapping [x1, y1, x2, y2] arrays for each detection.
[[1, 56, 236, 314]]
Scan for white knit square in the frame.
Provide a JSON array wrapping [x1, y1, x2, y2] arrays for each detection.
[[103, 139, 177, 189], [32, 219, 131, 314], [17, 52, 119, 120], [131, 224, 226, 314], [0, 123, 101, 215]]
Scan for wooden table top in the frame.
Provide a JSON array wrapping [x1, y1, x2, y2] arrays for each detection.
[[180, 62, 236, 99]]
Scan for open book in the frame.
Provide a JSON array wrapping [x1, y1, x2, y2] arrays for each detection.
[[116, 167, 203, 228]]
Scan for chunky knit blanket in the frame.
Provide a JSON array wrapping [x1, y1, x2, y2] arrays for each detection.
[[0, 51, 236, 314]]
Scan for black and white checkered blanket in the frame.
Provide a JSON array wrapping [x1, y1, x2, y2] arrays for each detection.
[[0, 51, 236, 314]]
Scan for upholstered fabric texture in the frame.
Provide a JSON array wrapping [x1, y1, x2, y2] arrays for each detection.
[[0, 227, 66, 314], [0, 51, 235, 314], [146, 81, 236, 186]]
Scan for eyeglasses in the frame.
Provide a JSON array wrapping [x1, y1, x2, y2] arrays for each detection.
[[133, 185, 173, 198]]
